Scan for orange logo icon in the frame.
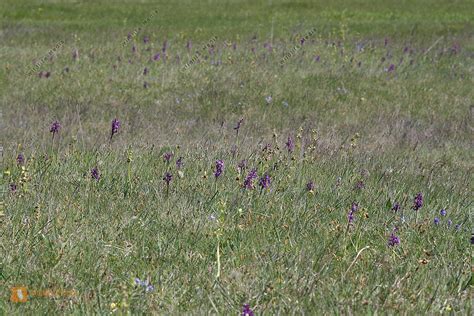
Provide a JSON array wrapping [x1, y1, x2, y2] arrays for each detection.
[[11, 287, 28, 303]]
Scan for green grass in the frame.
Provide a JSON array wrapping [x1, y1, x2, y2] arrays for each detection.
[[0, 0, 473, 314]]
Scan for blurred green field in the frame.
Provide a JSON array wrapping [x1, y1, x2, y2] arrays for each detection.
[[0, 0, 473, 314]]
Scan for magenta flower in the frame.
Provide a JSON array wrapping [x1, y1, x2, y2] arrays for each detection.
[[242, 304, 254, 316]]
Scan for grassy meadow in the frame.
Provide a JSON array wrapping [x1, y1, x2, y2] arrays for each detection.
[[0, 0, 473, 314]]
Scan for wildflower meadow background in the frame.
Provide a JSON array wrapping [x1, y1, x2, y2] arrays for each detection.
[[1, 0, 473, 314]]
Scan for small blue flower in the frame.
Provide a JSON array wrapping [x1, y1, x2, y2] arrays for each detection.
[[440, 209, 447, 216], [135, 278, 144, 286], [135, 277, 154, 293], [434, 217, 440, 225]]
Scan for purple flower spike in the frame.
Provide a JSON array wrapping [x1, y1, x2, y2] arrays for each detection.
[[153, 53, 161, 61], [50, 120, 61, 136], [17, 153, 25, 165], [244, 169, 258, 189], [110, 118, 121, 139], [412, 192, 423, 211], [242, 304, 254, 316], [285, 136, 294, 153], [163, 152, 173, 163], [388, 232, 400, 247], [351, 202, 359, 213], [143, 36, 149, 44], [163, 172, 172, 185], [91, 167, 100, 181], [348, 210, 355, 224], [234, 118, 244, 134], [238, 160, 247, 173], [347, 202, 359, 224], [306, 180, 315, 192], [391, 202, 400, 212], [10, 183, 17, 192], [72, 49, 79, 61], [387, 64, 395, 72], [143, 67, 148, 75], [214, 160, 224, 178], [355, 180, 365, 190], [259, 173, 271, 189], [176, 157, 184, 169]]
